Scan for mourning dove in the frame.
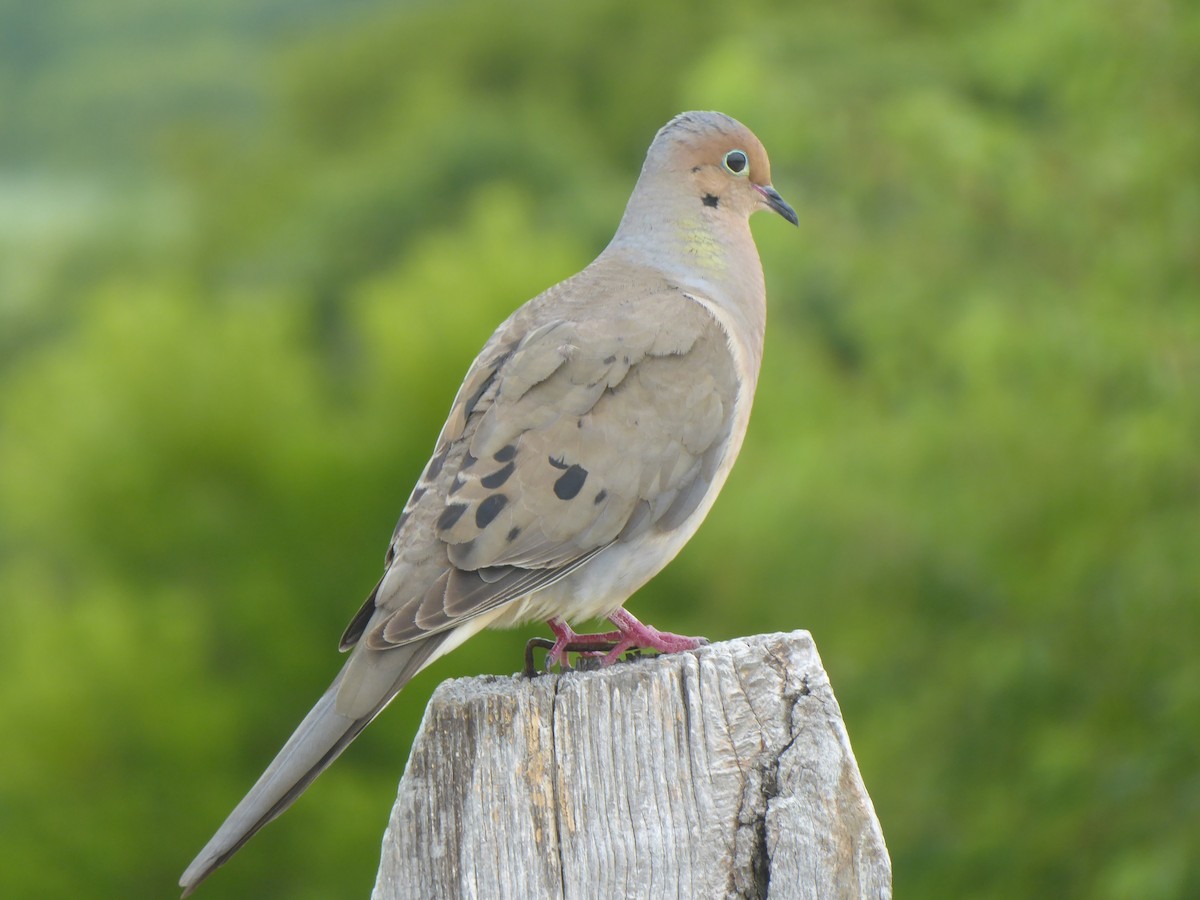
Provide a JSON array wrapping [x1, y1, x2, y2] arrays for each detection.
[[179, 110, 796, 895]]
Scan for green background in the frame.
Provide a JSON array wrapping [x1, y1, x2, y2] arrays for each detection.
[[2, 0, 1196, 897]]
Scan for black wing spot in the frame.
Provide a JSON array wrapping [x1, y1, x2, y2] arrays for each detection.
[[475, 494, 508, 528], [424, 448, 448, 481], [507, 526, 521, 542], [464, 367, 498, 416], [449, 475, 466, 495], [493, 444, 517, 463], [603, 354, 617, 364], [548, 455, 569, 470], [593, 489, 608, 505], [461, 452, 478, 471], [481, 461, 516, 489], [554, 464, 588, 500], [438, 503, 468, 531], [703, 193, 720, 208]]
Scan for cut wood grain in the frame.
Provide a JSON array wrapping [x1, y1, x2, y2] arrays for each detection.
[[373, 630, 890, 900]]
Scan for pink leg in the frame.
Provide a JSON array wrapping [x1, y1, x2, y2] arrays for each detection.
[[545, 616, 623, 668], [544, 611, 708, 669]]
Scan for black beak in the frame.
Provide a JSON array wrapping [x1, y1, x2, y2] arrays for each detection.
[[756, 184, 798, 226]]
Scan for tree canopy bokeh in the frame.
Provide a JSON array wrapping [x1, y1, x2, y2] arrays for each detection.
[[1, 1, 1196, 897]]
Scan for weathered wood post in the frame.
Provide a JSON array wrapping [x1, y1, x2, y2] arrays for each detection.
[[373, 630, 890, 899]]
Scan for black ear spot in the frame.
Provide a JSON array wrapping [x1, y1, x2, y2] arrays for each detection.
[[703, 193, 719, 208]]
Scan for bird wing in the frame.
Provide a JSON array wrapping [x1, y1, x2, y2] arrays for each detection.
[[343, 279, 741, 657]]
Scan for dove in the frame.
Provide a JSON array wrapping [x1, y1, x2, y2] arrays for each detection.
[[179, 110, 796, 896]]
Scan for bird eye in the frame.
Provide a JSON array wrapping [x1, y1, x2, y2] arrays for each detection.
[[723, 150, 748, 175]]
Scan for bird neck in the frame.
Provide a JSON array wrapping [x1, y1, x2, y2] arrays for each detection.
[[604, 192, 768, 371]]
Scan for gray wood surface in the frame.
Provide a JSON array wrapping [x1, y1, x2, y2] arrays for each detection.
[[373, 630, 890, 899]]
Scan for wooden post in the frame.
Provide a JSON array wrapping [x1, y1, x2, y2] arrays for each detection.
[[373, 630, 891, 900]]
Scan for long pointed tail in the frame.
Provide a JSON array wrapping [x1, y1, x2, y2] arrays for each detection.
[[179, 638, 444, 897]]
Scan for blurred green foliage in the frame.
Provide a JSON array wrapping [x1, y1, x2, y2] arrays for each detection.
[[1, 0, 1197, 897]]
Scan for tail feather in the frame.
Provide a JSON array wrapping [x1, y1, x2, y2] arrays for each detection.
[[179, 637, 445, 897]]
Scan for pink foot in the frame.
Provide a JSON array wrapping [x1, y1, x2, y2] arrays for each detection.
[[600, 608, 708, 665], [543, 611, 708, 670]]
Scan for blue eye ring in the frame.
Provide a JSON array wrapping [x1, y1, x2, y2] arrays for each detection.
[[723, 149, 749, 175]]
